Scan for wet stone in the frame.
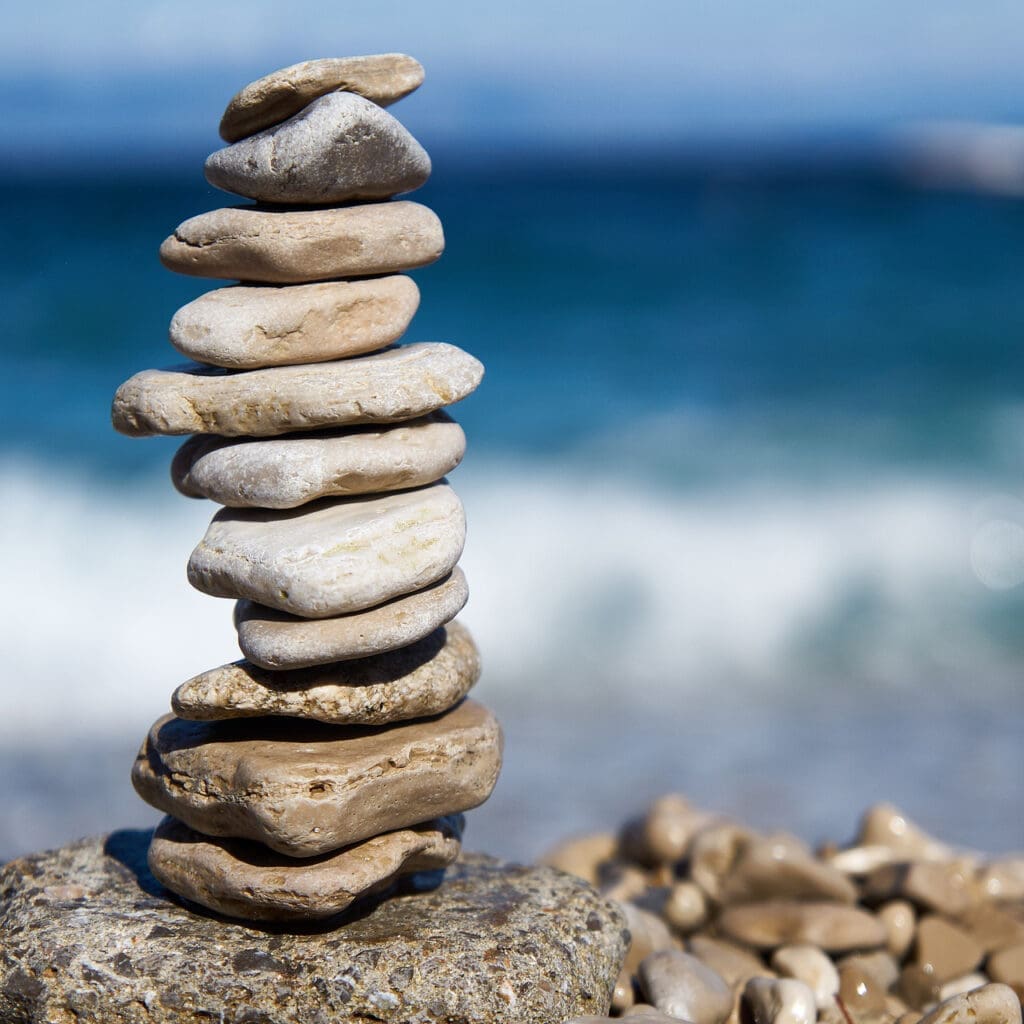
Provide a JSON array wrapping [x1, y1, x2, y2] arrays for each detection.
[[638, 949, 733, 1024], [718, 901, 886, 954]]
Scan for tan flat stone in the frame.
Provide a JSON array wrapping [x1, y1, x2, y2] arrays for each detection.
[[235, 569, 469, 669], [207, 92, 430, 205], [219, 54, 424, 142], [856, 804, 955, 862], [187, 483, 465, 618], [131, 698, 503, 857], [168, 276, 420, 369], [113, 342, 483, 437], [148, 814, 462, 921], [917, 984, 1022, 1024], [718, 901, 886, 953], [913, 916, 983, 984], [172, 413, 465, 508], [159, 201, 443, 283], [988, 943, 1024, 996], [172, 621, 479, 726]]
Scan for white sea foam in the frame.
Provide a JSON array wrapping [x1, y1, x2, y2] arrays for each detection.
[[0, 454, 1017, 743]]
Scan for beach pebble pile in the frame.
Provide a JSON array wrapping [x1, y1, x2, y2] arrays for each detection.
[[111, 54, 503, 923], [551, 797, 1024, 1024]]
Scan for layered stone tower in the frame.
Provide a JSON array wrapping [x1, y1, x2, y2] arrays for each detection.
[[111, 54, 503, 922]]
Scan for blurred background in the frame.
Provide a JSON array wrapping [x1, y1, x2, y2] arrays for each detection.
[[3, 0, 1024, 863]]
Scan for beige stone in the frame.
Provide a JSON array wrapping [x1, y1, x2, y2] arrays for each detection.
[[113, 342, 482, 438], [917, 984, 1022, 1024], [688, 936, 766, 988], [837, 963, 888, 1015], [147, 814, 462, 921], [168, 276, 419, 369], [938, 975, 989, 1001], [172, 413, 465, 509], [838, 952, 899, 993], [569, 1013, 680, 1024], [664, 881, 709, 934], [541, 833, 618, 888], [689, 822, 757, 902], [159, 201, 444, 283], [187, 483, 464, 617], [718, 901, 886, 953], [207, 92, 430, 205], [770, 946, 839, 1011], [742, 978, 817, 1024], [620, 902, 678, 975], [219, 54, 425, 142], [862, 860, 977, 917], [878, 900, 917, 959], [957, 903, 1024, 953], [611, 967, 637, 1013], [987, 943, 1024, 998], [979, 858, 1024, 901], [600, 862, 649, 904], [619, 795, 712, 867], [913, 916, 983, 984], [856, 805, 955, 862], [235, 568, 469, 669], [638, 950, 733, 1024], [131, 698, 502, 858], [172, 621, 479, 726]]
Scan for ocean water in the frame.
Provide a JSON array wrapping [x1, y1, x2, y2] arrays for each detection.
[[4, 163, 1024, 863]]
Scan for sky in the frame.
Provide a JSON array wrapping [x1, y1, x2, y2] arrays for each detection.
[[5, 1, 1024, 165]]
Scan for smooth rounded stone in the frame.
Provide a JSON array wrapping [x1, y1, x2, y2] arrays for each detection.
[[638, 950, 733, 1024], [219, 53, 425, 142], [664, 881, 710, 934], [159, 200, 444, 283], [917, 984, 1022, 1024], [172, 621, 479, 726], [173, 414, 465, 509], [131, 698, 502, 857], [235, 569, 468, 669], [862, 859, 977, 917], [611, 968, 637, 1013], [987, 943, 1024, 996], [148, 814, 463, 921], [913, 916, 983, 984], [978, 858, 1024, 901], [168, 276, 419, 369], [718, 901, 886, 953], [0, 835, 626, 1024], [600, 862, 649, 903], [856, 804, 955, 862], [838, 952, 899, 993], [207, 92, 430, 205], [878, 899, 917, 959], [689, 822, 757, 902], [619, 794, 713, 867], [826, 844, 901, 875], [741, 978, 816, 1024], [938, 975, 989, 1001], [541, 833, 618, 888], [718, 835, 857, 906], [620, 902, 678, 975], [188, 483, 465, 618], [900, 965, 943, 1011], [770, 946, 839, 1011], [113, 342, 482, 438], [957, 904, 1024, 953], [837, 963, 888, 1014], [688, 936, 766, 988]]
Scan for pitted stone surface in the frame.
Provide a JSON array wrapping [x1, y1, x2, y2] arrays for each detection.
[[148, 815, 463, 921], [0, 835, 627, 1023], [172, 621, 480, 724], [235, 568, 469, 669], [172, 413, 465, 508], [159, 200, 443, 283], [168, 276, 420, 369], [131, 699, 502, 857], [219, 53, 424, 142], [206, 92, 431, 204]]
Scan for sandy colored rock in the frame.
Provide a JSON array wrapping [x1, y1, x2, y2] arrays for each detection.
[[690, 822, 758, 902], [856, 804, 955, 862], [207, 92, 430, 205], [838, 951, 899, 993], [620, 902, 678, 975], [913, 916, 983, 984], [569, 1013, 679, 1024], [235, 568, 469, 669], [132, 699, 502, 857], [957, 903, 1024, 953], [987, 943, 1024, 997], [219, 53, 425, 142], [147, 814, 463, 921], [917, 984, 1022, 1024], [619, 794, 712, 867], [172, 621, 479, 725], [742, 978, 817, 1024], [168, 276, 419, 369], [688, 935, 766, 987], [542, 833, 618, 888], [770, 946, 838, 1011], [664, 881, 709, 934], [113, 342, 482, 438], [0, 835, 626, 1024], [638, 950, 732, 1024], [878, 899, 917, 959], [862, 859, 977, 917], [978, 858, 1024, 901], [187, 483, 465, 618], [159, 200, 444, 283], [718, 900, 886, 953], [172, 413, 465, 509], [837, 963, 888, 1014]]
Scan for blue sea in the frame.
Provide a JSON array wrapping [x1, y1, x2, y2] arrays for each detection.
[[3, 160, 1024, 863]]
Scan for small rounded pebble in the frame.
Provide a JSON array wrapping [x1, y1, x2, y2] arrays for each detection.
[[917, 983, 1022, 1024], [837, 963, 888, 1014], [770, 945, 839, 1011], [878, 900, 917, 959], [621, 902, 678, 974], [856, 805, 954, 862], [638, 950, 733, 1024], [718, 901, 886, 953], [689, 936, 768, 987], [665, 882, 710, 934], [620, 795, 711, 867], [742, 977, 817, 1024], [541, 833, 617, 887], [914, 915, 984, 984]]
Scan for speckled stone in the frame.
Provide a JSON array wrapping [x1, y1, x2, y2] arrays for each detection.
[[0, 834, 627, 1024]]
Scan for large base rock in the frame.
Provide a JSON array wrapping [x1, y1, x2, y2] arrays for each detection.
[[0, 831, 626, 1024]]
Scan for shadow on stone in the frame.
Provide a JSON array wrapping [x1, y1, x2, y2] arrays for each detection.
[[103, 828, 165, 899]]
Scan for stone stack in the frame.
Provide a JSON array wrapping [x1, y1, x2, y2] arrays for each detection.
[[112, 54, 502, 922]]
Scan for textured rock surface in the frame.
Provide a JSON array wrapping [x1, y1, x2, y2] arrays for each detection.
[[236, 568, 468, 668], [172, 621, 480, 724], [148, 815, 463, 921], [172, 413, 465, 508], [219, 53, 424, 142], [0, 834, 626, 1024], [207, 92, 430, 204], [159, 200, 444, 282], [187, 483, 465, 617], [113, 342, 482, 438], [132, 699, 503, 856], [168, 276, 420, 369]]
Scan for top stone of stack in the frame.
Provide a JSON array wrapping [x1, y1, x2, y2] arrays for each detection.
[[207, 53, 430, 204]]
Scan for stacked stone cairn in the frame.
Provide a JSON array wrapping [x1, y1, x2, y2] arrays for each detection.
[[111, 54, 503, 922]]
